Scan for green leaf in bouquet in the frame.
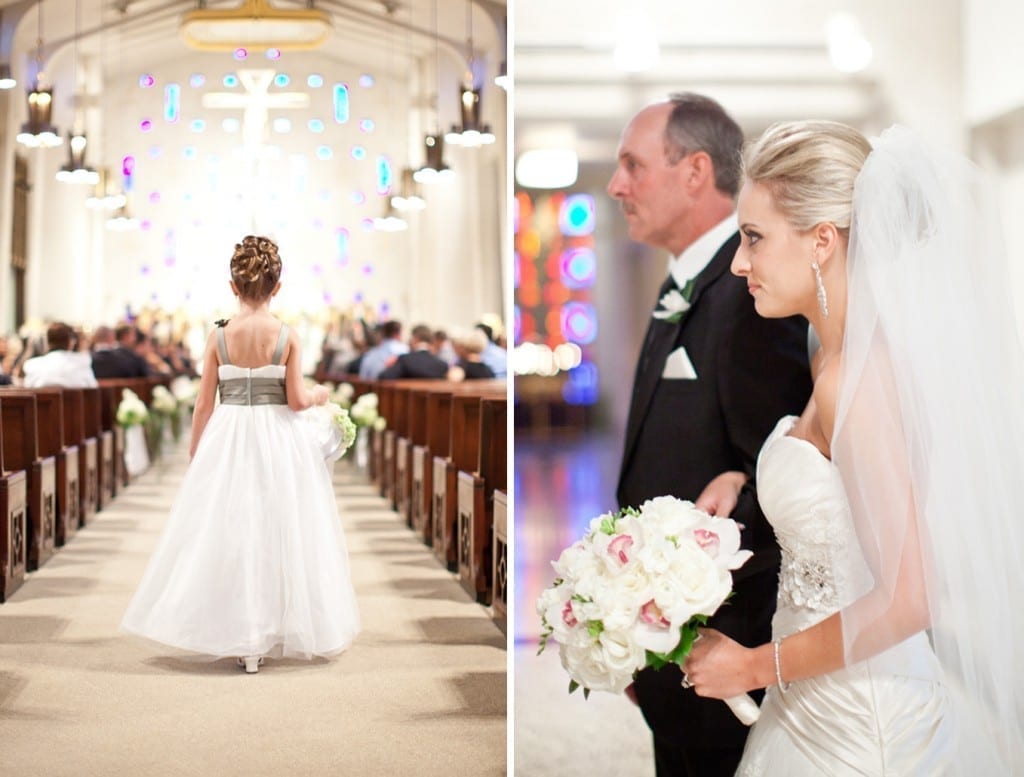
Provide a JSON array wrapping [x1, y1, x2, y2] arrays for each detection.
[[583, 688, 591, 700], [645, 614, 710, 670], [586, 619, 604, 639], [569, 679, 580, 695]]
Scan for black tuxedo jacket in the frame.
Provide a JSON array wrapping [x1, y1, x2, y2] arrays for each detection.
[[378, 349, 449, 380], [618, 232, 811, 580], [91, 347, 150, 379], [618, 233, 812, 767]]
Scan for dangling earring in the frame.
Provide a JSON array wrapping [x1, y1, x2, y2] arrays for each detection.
[[811, 261, 829, 318]]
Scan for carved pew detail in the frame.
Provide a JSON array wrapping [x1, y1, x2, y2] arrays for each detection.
[[0, 391, 57, 570]]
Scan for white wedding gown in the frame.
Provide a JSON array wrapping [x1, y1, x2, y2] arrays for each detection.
[[121, 362, 361, 660], [736, 416, 953, 775]]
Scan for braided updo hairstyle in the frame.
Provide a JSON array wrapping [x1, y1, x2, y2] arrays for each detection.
[[230, 235, 283, 301]]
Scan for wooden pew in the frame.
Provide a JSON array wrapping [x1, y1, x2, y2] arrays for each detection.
[[431, 381, 506, 570], [492, 490, 508, 633], [62, 388, 98, 525], [96, 382, 124, 496], [456, 392, 507, 602], [0, 391, 57, 570], [385, 379, 439, 527], [409, 386, 434, 543], [377, 383, 398, 503], [32, 388, 80, 546], [431, 391, 457, 568], [82, 387, 112, 509], [0, 397, 27, 602]]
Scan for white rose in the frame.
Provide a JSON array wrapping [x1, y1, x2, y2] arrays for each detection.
[[595, 630, 647, 691], [637, 496, 703, 536], [657, 541, 733, 624], [560, 633, 641, 694]]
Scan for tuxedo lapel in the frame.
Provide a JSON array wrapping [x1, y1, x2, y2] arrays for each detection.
[[620, 233, 742, 479]]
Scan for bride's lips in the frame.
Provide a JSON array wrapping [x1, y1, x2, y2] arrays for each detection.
[[747, 284, 761, 295]]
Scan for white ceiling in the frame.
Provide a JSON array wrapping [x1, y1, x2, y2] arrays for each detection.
[[514, 0, 963, 163], [1, 0, 506, 86]]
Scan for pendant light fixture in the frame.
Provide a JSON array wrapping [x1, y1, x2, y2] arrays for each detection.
[[17, 0, 62, 149], [414, 0, 454, 183], [56, 0, 98, 184], [444, 0, 494, 147]]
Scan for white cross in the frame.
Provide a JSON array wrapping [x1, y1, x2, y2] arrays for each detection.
[[202, 69, 309, 155]]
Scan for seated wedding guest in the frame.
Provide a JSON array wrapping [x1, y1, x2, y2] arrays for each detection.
[[474, 322, 508, 378], [156, 338, 196, 378], [379, 324, 448, 379], [326, 325, 362, 376], [135, 329, 172, 376], [359, 320, 409, 380], [433, 329, 458, 366], [447, 330, 496, 381], [23, 321, 98, 388], [92, 324, 150, 378], [0, 335, 14, 385]]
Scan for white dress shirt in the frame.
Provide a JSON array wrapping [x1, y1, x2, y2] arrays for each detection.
[[22, 350, 98, 388], [668, 213, 739, 290]]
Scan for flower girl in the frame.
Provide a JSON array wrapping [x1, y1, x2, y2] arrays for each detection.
[[121, 236, 361, 673]]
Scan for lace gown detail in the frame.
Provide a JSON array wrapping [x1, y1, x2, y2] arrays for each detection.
[[736, 416, 953, 776]]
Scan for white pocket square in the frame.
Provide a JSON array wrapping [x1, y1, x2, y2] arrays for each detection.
[[662, 346, 698, 380]]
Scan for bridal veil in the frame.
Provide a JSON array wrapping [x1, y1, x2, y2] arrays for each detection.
[[832, 125, 1024, 772]]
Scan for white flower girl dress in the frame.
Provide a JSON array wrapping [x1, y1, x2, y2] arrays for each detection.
[[121, 323, 361, 663]]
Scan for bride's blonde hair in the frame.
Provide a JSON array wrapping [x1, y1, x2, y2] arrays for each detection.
[[742, 121, 872, 231]]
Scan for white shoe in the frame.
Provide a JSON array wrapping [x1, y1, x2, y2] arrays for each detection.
[[237, 656, 264, 674]]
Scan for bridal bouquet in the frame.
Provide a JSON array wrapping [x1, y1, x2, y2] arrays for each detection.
[[537, 496, 760, 724], [302, 401, 358, 463]]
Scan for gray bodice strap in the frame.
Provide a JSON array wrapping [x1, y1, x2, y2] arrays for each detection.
[[216, 323, 290, 406]]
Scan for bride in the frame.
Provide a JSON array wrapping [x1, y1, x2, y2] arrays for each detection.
[[682, 122, 1024, 774]]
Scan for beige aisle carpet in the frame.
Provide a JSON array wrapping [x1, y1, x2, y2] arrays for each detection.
[[0, 444, 506, 777]]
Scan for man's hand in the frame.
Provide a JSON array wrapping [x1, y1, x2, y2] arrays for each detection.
[[695, 471, 748, 516]]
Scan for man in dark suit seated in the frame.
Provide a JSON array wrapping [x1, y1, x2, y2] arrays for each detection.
[[378, 324, 448, 379], [91, 324, 151, 378]]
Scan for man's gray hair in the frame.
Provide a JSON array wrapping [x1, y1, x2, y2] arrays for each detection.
[[664, 93, 744, 197]]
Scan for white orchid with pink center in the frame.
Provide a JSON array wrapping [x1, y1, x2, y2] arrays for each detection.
[[537, 496, 755, 719]]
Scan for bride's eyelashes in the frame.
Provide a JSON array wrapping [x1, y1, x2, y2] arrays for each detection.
[[742, 229, 762, 247]]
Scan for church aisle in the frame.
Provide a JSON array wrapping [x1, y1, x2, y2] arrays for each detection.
[[0, 443, 506, 776]]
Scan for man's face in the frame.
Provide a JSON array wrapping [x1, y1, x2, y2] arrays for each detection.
[[606, 105, 693, 252]]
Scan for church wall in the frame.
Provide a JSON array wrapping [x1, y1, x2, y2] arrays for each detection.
[[1, 8, 506, 343]]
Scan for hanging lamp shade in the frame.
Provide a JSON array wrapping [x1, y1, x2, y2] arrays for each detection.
[[413, 134, 455, 184], [56, 132, 99, 184], [373, 201, 408, 232], [181, 0, 332, 51], [17, 82, 62, 148], [106, 201, 139, 231], [0, 64, 15, 89], [86, 169, 128, 210], [391, 168, 426, 211], [446, 85, 495, 147]]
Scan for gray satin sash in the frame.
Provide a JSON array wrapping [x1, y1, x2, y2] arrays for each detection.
[[215, 323, 290, 406], [219, 376, 287, 406]]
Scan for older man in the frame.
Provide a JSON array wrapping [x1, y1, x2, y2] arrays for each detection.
[[608, 93, 812, 776]]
